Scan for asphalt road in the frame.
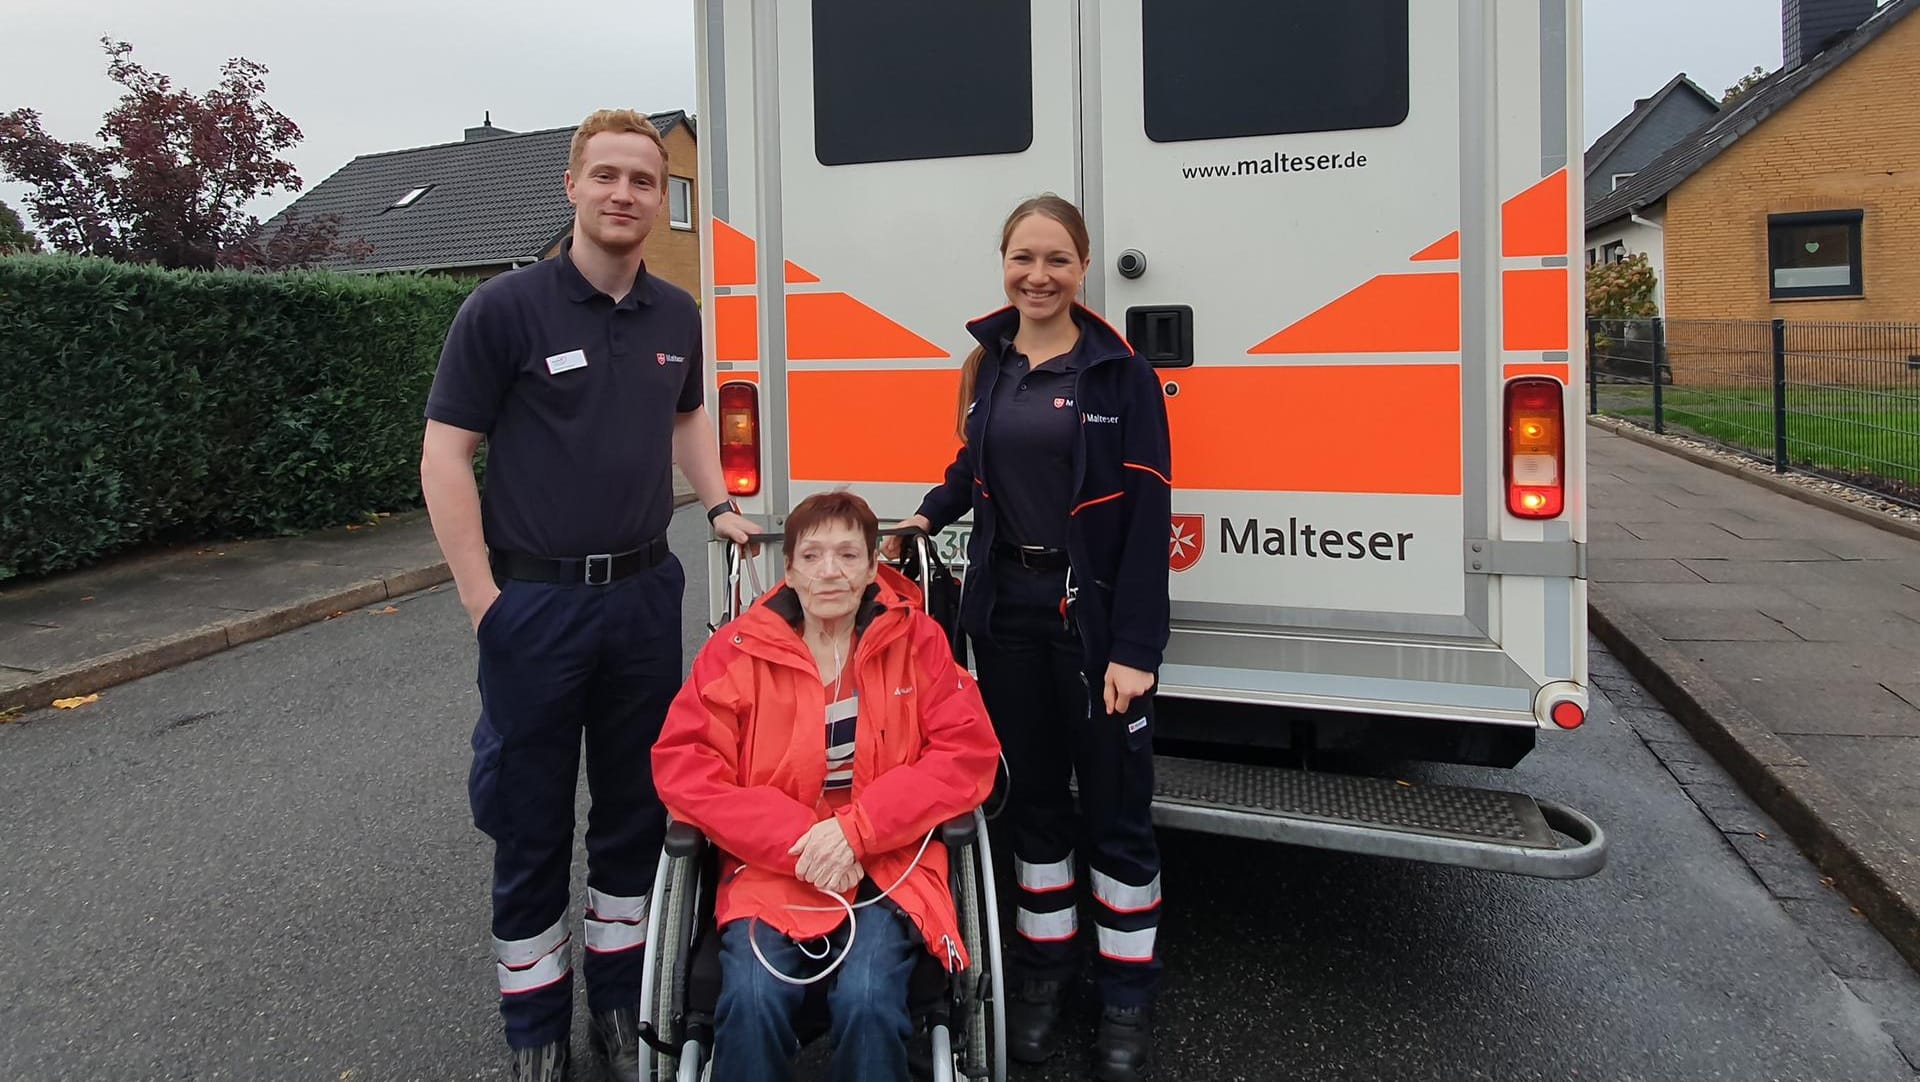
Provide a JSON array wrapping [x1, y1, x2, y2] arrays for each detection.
[[1, 505, 1914, 1081]]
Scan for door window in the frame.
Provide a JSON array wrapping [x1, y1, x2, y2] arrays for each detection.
[[1142, 0, 1411, 143], [812, 0, 1034, 165]]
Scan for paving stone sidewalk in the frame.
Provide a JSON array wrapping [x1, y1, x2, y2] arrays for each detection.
[[0, 512, 454, 716], [1586, 423, 1920, 970], [0, 475, 697, 716]]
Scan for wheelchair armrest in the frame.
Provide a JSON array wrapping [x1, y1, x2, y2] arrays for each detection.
[[664, 820, 708, 858], [937, 812, 978, 848]]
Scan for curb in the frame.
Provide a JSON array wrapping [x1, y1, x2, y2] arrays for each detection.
[[1589, 416, 1920, 544], [1588, 586, 1920, 974], [0, 566, 451, 716]]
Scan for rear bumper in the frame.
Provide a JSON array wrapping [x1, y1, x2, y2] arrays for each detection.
[[1155, 697, 1539, 768]]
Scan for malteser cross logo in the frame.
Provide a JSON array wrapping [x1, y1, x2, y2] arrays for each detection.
[[1169, 514, 1204, 573]]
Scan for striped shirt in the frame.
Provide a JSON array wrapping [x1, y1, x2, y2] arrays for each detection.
[[824, 691, 858, 795]]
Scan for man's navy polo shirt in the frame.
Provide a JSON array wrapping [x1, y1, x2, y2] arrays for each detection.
[[982, 332, 1087, 551], [425, 240, 704, 558]]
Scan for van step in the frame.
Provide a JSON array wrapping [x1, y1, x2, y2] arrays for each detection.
[[1147, 756, 1608, 879]]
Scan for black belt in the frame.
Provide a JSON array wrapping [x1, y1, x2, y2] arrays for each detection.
[[993, 543, 1070, 571], [490, 538, 669, 586]]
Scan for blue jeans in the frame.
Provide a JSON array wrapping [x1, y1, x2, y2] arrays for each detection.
[[713, 903, 919, 1082]]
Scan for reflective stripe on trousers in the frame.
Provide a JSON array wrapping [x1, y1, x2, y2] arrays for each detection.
[[496, 918, 572, 995], [1016, 906, 1079, 943], [1096, 924, 1157, 964], [584, 888, 650, 954], [1017, 853, 1076, 894], [1092, 867, 1162, 914]]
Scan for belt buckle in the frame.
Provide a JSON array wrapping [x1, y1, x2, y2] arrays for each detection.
[[583, 553, 613, 586], [1018, 545, 1048, 568]]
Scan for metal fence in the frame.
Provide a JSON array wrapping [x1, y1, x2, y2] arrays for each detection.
[[1588, 318, 1920, 509]]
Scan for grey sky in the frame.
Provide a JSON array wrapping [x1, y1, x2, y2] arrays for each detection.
[[1, 1, 1792, 229]]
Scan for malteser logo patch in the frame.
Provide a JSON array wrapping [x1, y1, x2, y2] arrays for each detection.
[[1169, 514, 1204, 573], [657, 352, 687, 366]]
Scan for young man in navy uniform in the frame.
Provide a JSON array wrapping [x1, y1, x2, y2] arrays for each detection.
[[421, 109, 756, 1082]]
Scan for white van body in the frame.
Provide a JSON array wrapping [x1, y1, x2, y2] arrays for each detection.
[[696, 0, 1604, 876]]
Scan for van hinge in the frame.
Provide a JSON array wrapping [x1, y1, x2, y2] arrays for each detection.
[[1464, 540, 1585, 579]]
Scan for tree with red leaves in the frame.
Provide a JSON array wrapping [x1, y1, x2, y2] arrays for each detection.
[[0, 38, 370, 271]]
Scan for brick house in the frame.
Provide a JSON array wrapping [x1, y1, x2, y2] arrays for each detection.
[[264, 111, 702, 293], [1584, 0, 1919, 323]]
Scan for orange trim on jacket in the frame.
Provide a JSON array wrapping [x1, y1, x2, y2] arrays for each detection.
[[651, 566, 1001, 969]]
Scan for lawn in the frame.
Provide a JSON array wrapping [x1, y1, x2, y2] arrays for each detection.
[[1591, 383, 1920, 493]]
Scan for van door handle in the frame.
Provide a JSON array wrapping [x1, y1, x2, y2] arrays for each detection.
[[1124, 305, 1194, 368]]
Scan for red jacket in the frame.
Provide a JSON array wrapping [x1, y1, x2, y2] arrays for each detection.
[[652, 566, 1001, 968]]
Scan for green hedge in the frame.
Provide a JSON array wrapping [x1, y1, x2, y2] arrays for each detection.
[[0, 255, 476, 581]]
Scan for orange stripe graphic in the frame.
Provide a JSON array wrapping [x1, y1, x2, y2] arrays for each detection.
[[1411, 233, 1459, 261], [1250, 274, 1460, 355], [1501, 170, 1569, 258], [1503, 269, 1569, 351], [790, 370, 962, 483], [715, 295, 757, 362], [1168, 366, 1462, 495], [1407, 169, 1570, 264], [710, 218, 947, 362], [788, 294, 948, 360], [711, 219, 822, 287], [1260, 170, 1571, 355], [711, 295, 949, 362]]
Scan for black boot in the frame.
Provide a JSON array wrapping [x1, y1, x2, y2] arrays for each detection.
[[589, 1008, 641, 1081], [1093, 1004, 1151, 1082], [1006, 978, 1066, 1064], [509, 1039, 571, 1082]]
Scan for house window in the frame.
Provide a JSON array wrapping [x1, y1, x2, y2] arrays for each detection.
[[1143, 0, 1409, 142], [389, 185, 432, 210], [811, 0, 1032, 166], [668, 176, 693, 230], [1610, 172, 1635, 191], [1601, 240, 1625, 264], [1768, 211, 1862, 298]]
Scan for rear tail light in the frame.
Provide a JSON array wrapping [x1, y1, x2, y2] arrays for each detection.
[[1550, 700, 1586, 729], [1504, 378, 1565, 519], [718, 380, 760, 497]]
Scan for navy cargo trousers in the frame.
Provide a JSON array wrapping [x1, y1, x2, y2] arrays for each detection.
[[972, 560, 1163, 1009], [467, 555, 683, 1049]]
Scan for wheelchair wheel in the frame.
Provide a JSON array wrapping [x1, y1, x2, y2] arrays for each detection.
[[642, 845, 702, 1082], [952, 808, 1006, 1082]]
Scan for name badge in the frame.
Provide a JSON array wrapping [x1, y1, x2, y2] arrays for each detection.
[[545, 349, 588, 375]]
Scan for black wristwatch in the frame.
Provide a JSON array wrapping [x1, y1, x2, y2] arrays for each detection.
[[706, 499, 738, 524]]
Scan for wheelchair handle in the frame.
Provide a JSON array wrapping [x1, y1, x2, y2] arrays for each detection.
[[937, 812, 978, 847], [635, 1018, 677, 1058], [663, 820, 708, 859]]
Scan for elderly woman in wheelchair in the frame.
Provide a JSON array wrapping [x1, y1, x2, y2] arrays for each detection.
[[649, 491, 1003, 1082]]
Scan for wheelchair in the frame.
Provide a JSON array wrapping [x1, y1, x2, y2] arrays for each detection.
[[636, 529, 1006, 1082], [635, 811, 1005, 1081]]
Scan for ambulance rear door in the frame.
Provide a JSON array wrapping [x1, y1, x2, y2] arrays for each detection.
[[701, 0, 1079, 542], [1084, 0, 1584, 725]]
